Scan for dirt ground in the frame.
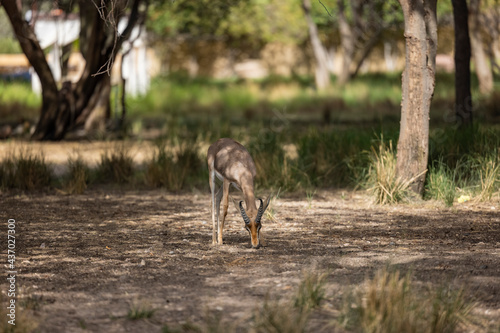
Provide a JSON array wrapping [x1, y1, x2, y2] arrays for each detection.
[[1, 188, 499, 332]]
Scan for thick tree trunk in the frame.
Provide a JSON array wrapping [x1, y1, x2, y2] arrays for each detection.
[[3, 0, 144, 140], [452, 0, 473, 127], [396, 0, 437, 196], [302, 0, 330, 90], [469, 0, 494, 95]]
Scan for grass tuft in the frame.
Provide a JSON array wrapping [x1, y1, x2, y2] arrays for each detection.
[[127, 301, 156, 320], [475, 155, 500, 202], [253, 295, 310, 333], [338, 268, 472, 333], [146, 141, 204, 191], [426, 160, 456, 206], [96, 146, 134, 184], [64, 157, 91, 194], [1, 293, 39, 333], [364, 141, 414, 204], [0, 149, 51, 190], [294, 271, 327, 310]]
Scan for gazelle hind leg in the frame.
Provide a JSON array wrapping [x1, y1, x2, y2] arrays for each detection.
[[210, 169, 217, 245], [218, 179, 230, 244], [215, 184, 223, 244]]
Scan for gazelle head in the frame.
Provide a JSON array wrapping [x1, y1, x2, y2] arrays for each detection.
[[238, 196, 271, 248]]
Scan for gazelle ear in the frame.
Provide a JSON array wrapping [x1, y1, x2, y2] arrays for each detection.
[[230, 196, 240, 212], [262, 193, 273, 211]]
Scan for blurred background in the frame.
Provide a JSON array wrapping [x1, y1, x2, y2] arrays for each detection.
[[0, 0, 498, 203]]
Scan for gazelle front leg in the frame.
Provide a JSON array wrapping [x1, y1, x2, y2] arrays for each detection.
[[218, 179, 230, 244]]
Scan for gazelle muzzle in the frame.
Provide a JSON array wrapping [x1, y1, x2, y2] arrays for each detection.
[[239, 199, 264, 248]]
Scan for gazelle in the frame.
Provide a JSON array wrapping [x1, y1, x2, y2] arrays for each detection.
[[207, 138, 271, 248]]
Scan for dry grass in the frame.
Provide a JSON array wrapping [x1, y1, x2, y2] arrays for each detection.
[[0, 293, 39, 333], [145, 142, 204, 191], [96, 145, 134, 184], [0, 149, 51, 190], [64, 156, 90, 194], [475, 157, 500, 202], [127, 300, 156, 320], [365, 141, 418, 204], [338, 268, 472, 333]]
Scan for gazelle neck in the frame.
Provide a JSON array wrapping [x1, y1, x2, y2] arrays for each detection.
[[241, 180, 258, 217]]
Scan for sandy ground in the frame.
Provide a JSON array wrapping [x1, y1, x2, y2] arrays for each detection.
[[1, 188, 499, 332]]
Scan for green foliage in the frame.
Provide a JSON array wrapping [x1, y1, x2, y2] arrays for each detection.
[[0, 37, 21, 54], [425, 160, 457, 206], [147, 0, 244, 37], [221, 0, 307, 44], [339, 268, 472, 333], [0, 81, 41, 122]]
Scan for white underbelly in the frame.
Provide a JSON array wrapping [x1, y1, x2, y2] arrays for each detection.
[[215, 170, 241, 191]]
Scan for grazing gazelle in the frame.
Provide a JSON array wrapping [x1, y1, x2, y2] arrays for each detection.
[[207, 138, 271, 248]]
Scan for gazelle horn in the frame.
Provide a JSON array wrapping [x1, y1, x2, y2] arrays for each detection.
[[239, 201, 251, 224], [256, 198, 264, 222]]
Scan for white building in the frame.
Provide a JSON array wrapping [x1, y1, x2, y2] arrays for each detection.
[[30, 12, 151, 97]]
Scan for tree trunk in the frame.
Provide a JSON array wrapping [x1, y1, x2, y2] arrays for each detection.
[[3, 0, 144, 140], [337, 0, 356, 85], [2, 1, 63, 139], [396, 0, 437, 196], [302, 0, 330, 90], [351, 29, 384, 78], [452, 0, 473, 127], [469, 0, 494, 95]]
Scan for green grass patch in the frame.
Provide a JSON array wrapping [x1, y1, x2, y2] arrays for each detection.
[[0, 81, 41, 122], [426, 160, 457, 206]]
